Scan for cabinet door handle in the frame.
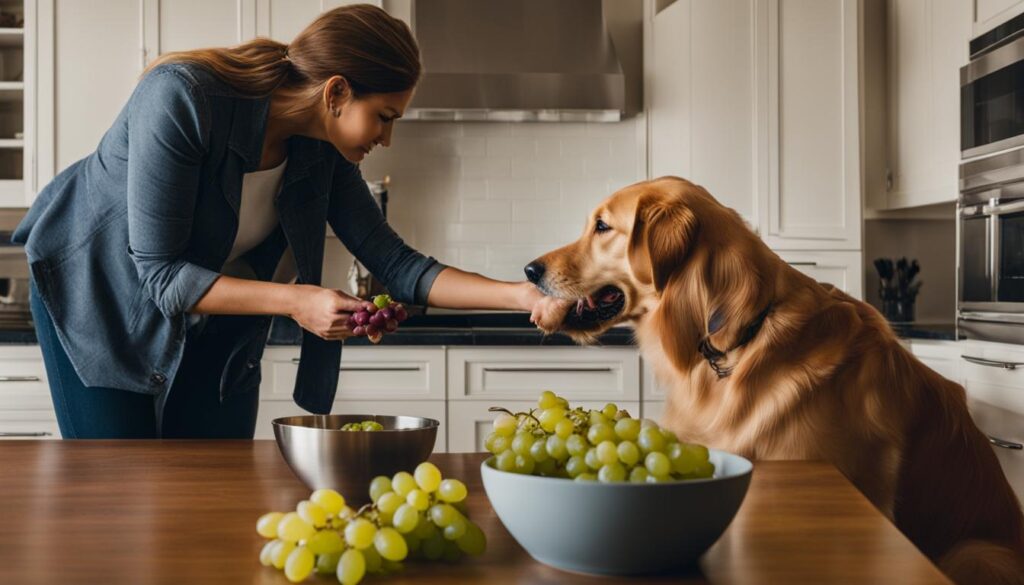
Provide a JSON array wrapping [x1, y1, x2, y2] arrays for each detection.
[[0, 376, 41, 382], [0, 431, 51, 437], [290, 358, 420, 372], [961, 355, 1024, 370], [786, 261, 818, 267], [483, 367, 614, 373], [339, 367, 421, 372], [988, 435, 1023, 450]]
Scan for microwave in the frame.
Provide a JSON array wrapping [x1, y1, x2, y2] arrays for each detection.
[[961, 12, 1024, 159]]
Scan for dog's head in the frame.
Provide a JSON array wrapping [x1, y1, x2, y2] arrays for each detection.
[[526, 176, 772, 348]]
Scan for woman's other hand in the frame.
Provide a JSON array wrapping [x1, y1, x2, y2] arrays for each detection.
[[290, 285, 375, 340], [518, 282, 573, 334]]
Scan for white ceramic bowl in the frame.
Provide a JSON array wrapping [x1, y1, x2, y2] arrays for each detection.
[[481, 449, 753, 576]]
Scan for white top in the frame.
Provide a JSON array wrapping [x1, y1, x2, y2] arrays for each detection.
[[227, 158, 287, 264]]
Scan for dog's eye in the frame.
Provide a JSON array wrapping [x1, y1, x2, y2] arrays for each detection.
[[595, 219, 611, 233]]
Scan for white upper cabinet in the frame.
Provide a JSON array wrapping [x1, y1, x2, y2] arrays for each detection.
[[55, 1, 377, 179], [972, 0, 1024, 38], [876, 0, 970, 210], [647, 0, 861, 250], [648, 0, 759, 228], [142, 0, 254, 62], [0, 0, 53, 207], [759, 0, 861, 250]]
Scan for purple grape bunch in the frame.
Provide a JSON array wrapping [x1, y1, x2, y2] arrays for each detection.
[[347, 294, 409, 343]]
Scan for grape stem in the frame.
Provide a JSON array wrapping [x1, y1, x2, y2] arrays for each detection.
[[487, 406, 542, 428]]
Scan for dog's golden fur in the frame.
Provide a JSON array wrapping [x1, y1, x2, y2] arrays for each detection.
[[530, 176, 1024, 584]]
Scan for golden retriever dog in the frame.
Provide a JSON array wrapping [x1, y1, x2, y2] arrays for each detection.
[[525, 176, 1024, 585]]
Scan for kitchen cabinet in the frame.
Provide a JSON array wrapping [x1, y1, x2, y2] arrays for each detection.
[[647, 0, 759, 227], [446, 347, 640, 403], [871, 0, 970, 211], [959, 339, 1024, 415], [55, 0, 375, 175], [906, 338, 964, 383], [647, 0, 861, 251], [972, 0, 1024, 37], [776, 250, 864, 298], [446, 346, 642, 452], [0, 345, 56, 439], [967, 397, 1024, 503], [261, 346, 445, 401], [0, 0, 53, 207], [258, 346, 447, 449]]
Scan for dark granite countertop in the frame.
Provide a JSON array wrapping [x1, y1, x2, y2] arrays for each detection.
[[266, 313, 636, 346], [0, 315, 959, 345], [887, 322, 957, 341]]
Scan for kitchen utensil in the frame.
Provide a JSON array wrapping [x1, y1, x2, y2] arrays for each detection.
[[273, 414, 438, 504]]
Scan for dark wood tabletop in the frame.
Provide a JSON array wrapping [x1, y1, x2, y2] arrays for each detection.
[[0, 441, 951, 585]]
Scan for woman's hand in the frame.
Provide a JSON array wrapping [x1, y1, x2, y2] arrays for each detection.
[[518, 282, 573, 334], [289, 285, 376, 341]]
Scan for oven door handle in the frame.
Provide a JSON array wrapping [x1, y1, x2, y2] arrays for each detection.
[[982, 199, 1024, 216], [962, 34, 1024, 85]]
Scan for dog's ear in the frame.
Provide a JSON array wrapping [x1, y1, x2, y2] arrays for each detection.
[[628, 192, 698, 292], [703, 217, 771, 352]]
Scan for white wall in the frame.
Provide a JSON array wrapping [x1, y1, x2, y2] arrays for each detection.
[[348, 119, 646, 285]]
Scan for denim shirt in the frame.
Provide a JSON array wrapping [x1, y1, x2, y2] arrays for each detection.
[[12, 63, 445, 413]]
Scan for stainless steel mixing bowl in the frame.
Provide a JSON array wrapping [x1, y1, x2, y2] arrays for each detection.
[[272, 414, 439, 504]]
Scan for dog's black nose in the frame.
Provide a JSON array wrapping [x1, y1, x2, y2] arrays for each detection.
[[524, 261, 546, 284]]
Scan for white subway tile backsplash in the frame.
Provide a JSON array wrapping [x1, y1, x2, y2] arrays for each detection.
[[486, 136, 538, 158], [510, 157, 584, 179], [462, 157, 511, 179], [357, 119, 643, 282], [488, 178, 548, 201], [561, 137, 613, 159], [461, 199, 512, 222]]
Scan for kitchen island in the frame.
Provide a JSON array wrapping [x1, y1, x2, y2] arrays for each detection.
[[0, 441, 951, 584]]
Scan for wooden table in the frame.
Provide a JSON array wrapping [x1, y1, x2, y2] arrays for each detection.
[[0, 441, 951, 585]]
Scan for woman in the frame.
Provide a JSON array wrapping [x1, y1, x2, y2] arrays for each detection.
[[12, 4, 551, 439]]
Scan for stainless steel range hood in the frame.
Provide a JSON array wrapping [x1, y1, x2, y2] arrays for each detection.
[[404, 0, 626, 122]]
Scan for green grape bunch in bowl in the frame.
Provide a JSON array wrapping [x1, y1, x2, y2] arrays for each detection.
[[480, 391, 753, 576]]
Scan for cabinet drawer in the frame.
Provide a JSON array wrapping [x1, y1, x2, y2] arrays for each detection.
[[447, 347, 640, 402], [959, 341, 1024, 415], [447, 400, 641, 454], [0, 346, 50, 411], [255, 399, 446, 453], [641, 358, 669, 400], [967, 398, 1024, 504], [908, 340, 963, 384], [641, 400, 666, 424], [775, 251, 863, 299], [261, 347, 445, 401], [0, 409, 59, 440]]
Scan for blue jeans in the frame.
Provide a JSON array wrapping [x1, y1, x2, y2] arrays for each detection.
[[29, 282, 259, 439]]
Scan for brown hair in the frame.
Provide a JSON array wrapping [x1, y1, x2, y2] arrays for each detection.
[[143, 4, 420, 108]]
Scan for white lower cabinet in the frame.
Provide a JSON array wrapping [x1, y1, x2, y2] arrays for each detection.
[[0, 346, 57, 440], [775, 250, 864, 299], [258, 346, 448, 451], [447, 347, 640, 403], [907, 339, 964, 384], [261, 346, 445, 401], [447, 400, 642, 454], [959, 340, 1024, 416]]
